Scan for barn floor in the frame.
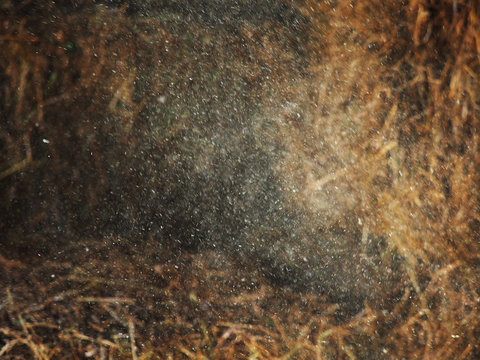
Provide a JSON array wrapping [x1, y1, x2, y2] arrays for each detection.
[[0, 237, 458, 359]]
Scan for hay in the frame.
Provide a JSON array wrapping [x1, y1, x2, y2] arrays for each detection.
[[1, 0, 480, 358]]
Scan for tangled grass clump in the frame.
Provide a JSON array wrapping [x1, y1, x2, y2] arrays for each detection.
[[1, 0, 480, 359]]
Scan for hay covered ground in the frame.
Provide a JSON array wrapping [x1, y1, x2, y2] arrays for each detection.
[[1, 0, 480, 359]]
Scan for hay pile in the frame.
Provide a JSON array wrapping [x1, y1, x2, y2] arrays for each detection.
[[1, 0, 479, 358]]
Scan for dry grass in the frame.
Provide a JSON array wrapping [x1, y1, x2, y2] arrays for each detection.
[[1, 0, 480, 359]]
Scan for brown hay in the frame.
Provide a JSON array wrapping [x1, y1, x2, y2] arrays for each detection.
[[1, 0, 480, 359]]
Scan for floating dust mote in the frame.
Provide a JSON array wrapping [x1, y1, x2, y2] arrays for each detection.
[[1, 0, 480, 359]]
